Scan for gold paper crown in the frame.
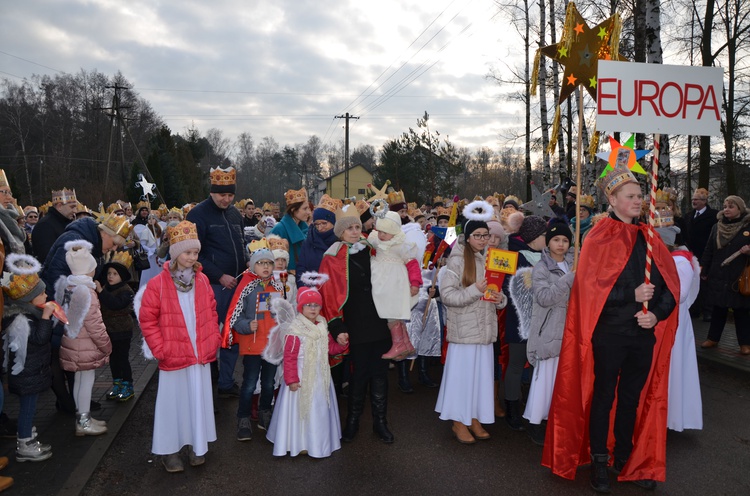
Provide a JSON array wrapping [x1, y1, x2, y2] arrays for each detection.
[[317, 194, 343, 213], [408, 202, 417, 210], [234, 199, 247, 210], [432, 195, 444, 205], [12, 202, 23, 216], [0, 169, 8, 189], [105, 250, 134, 270], [503, 195, 521, 207], [597, 165, 639, 196], [473, 195, 483, 201], [335, 204, 361, 223], [436, 206, 451, 217], [117, 200, 131, 210], [98, 213, 133, 239], [157, 204, 169, 216], [248, 238, 270, 254], [75, 202, 93, 216], [408, 207, 423, 219], [168, 221, 198, 246], [355, 199, 370, 216], [106, 202, 124, 214], [167, 207, 183, 219], [485, 195, 500, 207], [135, 200, 151, 211], [1, 254, 43, 301], [655, 188, 673, 205], [209, 166, 236, 186], [262, 202, 273, 212], [386, 189, 406, 206], [182, 203, 195, 215], [38, 201, 52, 216], [284, 187, 308, 206], [266, 234, 289, 252], [51, 188, 77, 205], [579, 194, 595, 210]]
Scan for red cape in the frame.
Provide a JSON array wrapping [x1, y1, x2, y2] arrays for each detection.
[[542, 217, 680, 482]]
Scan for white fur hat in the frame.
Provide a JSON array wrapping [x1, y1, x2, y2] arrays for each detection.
[[64, 240, 97, 276], [375, 211, 402, 236]]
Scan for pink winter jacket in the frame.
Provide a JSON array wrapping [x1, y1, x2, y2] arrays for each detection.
[[139, 262, 221, 371], [60, 288, 112, 372]]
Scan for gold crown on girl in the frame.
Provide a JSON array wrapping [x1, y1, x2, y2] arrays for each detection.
[[135, 200, 151, 211], [266, 234, 289, 252], [51, 188, 77, 205], [210, 166, 236, 186], [168, 221, 198, 246], [284, 187, 308, 206], [168, 207, 183, 218], [157, 204, 169, 216], [317, 194, 342, 213], [579, 194, 595, 210]]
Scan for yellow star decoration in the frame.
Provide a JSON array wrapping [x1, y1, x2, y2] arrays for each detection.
[[539, 3, 626, 105], [367, 180, 391, 201]]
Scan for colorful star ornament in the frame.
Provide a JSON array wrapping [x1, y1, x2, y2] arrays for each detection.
[[532, 2, 626, 154], [596, 134, 651, 178], [520, 183, 556, 218], [135, 174, 156, 200]]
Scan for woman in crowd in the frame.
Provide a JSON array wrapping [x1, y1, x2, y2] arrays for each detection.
[[270, 188, 310, 273]]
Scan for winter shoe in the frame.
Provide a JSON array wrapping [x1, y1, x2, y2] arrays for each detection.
[[237, 417, 253, 441], [590, 454, 611, 493], [75, 413, 108, 436], [417, 356, 438, 388], [0, 476, 11, 492], [106, 379, 123, 400], [611, 459, 657, 490], [396, 360, 414, 393], [342, 380, 366, 442], [504, 400, 525, 431], [382, 322, 411, 360], [162, 453, 184, 473], [16, 437, 52, 462], [0, 456, 7, 470], [468, 418, 491, 440], [451, 421, 476, 444], [371, 375, 394, 443], [29, 428, 51, 452], [494, 380, 506, 418], [187, 446, 205, 467], [257, 410, 272, 432], [117, 381, 135, 402], [527, 422, 545, 446]]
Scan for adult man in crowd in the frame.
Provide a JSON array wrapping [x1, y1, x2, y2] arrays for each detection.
[[564, 185, 578, 220], [243, 199, 258, 227], [684, 187, 719, 321], [549, 194, 566, 218], [23, 206, 39, 234], [32, 188, 78, 264], [187, 166, 246, 397]]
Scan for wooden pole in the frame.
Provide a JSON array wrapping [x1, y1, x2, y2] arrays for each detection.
[[573, 89, 584, 270]]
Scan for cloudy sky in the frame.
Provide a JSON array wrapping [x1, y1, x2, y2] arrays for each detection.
[[1, 0, 525, 155]]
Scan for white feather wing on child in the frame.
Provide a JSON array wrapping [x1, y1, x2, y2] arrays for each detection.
[[262, 296, 296, 365], [509, 267, 534, 341], [3, 315, 30, 375]]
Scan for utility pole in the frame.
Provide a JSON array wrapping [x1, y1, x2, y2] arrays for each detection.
[[335, 112, 359, 197]]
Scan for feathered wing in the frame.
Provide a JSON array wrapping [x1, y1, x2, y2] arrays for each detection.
[[509, 267, 534, 340], [63, 285, 91, 339], [262, 296, 296, 365], [3, 315, 30, 375]]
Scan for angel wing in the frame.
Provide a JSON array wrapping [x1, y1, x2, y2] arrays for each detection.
[[262, 296, 296, 365], [509, 267, 534, 340]]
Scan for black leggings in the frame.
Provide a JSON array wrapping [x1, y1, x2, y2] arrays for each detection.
[[109, 338, 133, 382]]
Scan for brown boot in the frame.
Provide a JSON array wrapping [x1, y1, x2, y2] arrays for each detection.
[[452, 421, 476, 444], [468, 418, 491, 440], [740, 345, 750, 355], [700, 339, 718, 349], [0, 476, 13, 492], [494, 381, 506, 418]]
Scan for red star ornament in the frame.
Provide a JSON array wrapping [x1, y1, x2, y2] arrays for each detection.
[[539, 3, 626, 105]]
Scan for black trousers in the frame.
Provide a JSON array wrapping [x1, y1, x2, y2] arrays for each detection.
[[109, 337, 133, 382], [707, 306, 750, 345], [589, 332, 655, 460]]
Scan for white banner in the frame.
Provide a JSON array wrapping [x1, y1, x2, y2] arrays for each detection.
[[596, 60, 723, 136]]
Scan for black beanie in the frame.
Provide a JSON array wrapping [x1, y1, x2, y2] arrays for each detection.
[[463, 219, 489, 239], [546, 220, 573, 245], [518, 215, 547, 243]]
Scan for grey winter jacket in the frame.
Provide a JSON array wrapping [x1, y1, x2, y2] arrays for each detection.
[[439, 243, 506, 345], [526, 248, 575, 366]]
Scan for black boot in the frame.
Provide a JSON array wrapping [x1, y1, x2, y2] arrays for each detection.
[[590, 454, 612, 493], [341, 380, 366, 442], [504, 400, 525, 431], [370, 375, 395, 443], [527, 422, 545, 446], [396, 360, 414, 393], [417, 356, 438, 388], [611, 458, 657, 490]]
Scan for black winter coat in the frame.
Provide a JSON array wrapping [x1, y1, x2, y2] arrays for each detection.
[[186, 198, 246, 284], [99, 282, 135, 340], [2, 311, 53, 396], [685, 207, 719, 261], [32, 207, 73, 265], [701, 213, 750, 309]]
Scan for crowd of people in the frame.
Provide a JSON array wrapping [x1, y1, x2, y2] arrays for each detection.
[[0, 161, 745, 493]]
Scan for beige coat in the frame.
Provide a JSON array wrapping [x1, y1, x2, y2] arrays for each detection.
[[439, 243, 506, 345]]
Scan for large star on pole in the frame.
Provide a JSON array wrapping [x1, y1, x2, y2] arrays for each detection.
[[135, 174, 156, 200], [367, 180, 390, 201], [596, 134, 651, 177], [520, 182, 556, 218], [539, 3, 626, 105]]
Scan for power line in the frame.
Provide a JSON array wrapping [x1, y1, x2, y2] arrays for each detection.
[[0, 50, 65, 73]]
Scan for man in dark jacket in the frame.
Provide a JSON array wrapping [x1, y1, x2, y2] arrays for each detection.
[[685, 188, 719, 320], [32, 188, 78, 264], [187, 166, 246, 397]]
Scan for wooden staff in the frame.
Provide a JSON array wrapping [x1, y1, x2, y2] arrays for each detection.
[[573, 89, 584, 271], [643, 134, 661, 313]]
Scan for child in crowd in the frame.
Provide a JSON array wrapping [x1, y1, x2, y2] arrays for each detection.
[[96, 251, 136, 402], [224, 239, 284, 440], [55, 240, 112, 437], [523, 221, 575, 446], [268, 234, 297, 303], [138, 220, 222, 473], [2, 254, 56, 462], [266, 278, 348, 457], [367, 210, 422, 360]]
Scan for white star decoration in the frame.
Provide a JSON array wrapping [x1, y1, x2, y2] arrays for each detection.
[[520, 183, 556, 218], [135, 174, 156, 200]]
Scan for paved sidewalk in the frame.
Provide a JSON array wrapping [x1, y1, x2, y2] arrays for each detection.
[[692, 316, 750, 375]]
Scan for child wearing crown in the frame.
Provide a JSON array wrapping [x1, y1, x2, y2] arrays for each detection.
[[267, 234, 297, 303], [96, 251, 136, 402], [265, 275, 348, 458], [224, 238, 285, 439], [2, 254, 57, 463], [137, 220, 222, 473]]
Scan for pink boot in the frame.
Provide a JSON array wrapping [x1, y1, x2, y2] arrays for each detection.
[[382, 322, 409, 360], [400, 321, 416, 356]]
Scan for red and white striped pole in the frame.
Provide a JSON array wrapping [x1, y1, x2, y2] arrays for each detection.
[[643, 134, 660, 313]]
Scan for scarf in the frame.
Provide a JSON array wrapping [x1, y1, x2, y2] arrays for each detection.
[[716, 212, 750, 249], [171, 266, 196, 292], [0, 205, 26, 254], [278, 214, 308, 246], [288, 314, 331, 420]]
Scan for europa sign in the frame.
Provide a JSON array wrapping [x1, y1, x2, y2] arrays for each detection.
[[596, 60, 723, 136]]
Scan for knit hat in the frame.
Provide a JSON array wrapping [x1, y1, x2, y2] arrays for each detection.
[[272, 249, 289, 261], [296, 286, 323, 312], [506, 211, 524, 233], [333, 204, 362, 239], [1, 254, 46, 303], [487, 219, 506, 244], [725, 195, 747, 214], [656, 225, 681, 247], [168, 221, 201, 260], [313, 207, 336, 225], [546, 220, 573, 245], [519, 215, 547, 244], [65, 240, 97, 276], [250, 248, 275, 269], [463, 219, 489, 239], [376, 211, 402, 236]]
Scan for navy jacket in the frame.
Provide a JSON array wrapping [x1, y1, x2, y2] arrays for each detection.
[[41, 217, 104, 299], [32, 207, 73, 265]]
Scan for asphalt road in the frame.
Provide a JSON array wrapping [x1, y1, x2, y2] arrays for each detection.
[[82, 362, 750, 496]]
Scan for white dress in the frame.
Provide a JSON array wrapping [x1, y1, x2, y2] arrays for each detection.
[[668, 253, 703, 431], [368, 231, 420, 320], [151, 289, 217, 456], [134, 224, 161, 289], [266, 316, 341, 458], [435, 342, 494, 425]]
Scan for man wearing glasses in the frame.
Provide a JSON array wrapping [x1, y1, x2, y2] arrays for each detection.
[[32, 188, 78, 264], [23, 207, 39, 234]]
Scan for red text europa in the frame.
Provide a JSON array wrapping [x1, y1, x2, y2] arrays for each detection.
[[598, 78, 720, 120]]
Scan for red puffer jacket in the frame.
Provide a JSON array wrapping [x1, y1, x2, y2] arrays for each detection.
[[139, 262, 221, 371]]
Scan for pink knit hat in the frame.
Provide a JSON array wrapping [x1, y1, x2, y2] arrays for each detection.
[[297, 286, 323, 312]]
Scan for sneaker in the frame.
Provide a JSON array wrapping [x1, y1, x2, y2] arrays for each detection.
[[16, 438, 53, 463], [107, 380, 123, 400], [257, 410, 272, 432], [237, 417, 252, 441], [218, 383, 241, 398], [117, 381, 135, 402]]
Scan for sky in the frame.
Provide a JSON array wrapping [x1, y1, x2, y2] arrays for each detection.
[[0, 0, 525, 155]]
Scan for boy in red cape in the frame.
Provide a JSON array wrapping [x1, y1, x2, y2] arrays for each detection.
[[542, 166, 679, 493]]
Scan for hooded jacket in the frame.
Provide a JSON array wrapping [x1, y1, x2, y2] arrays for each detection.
[[41, 217, 104, 299], [32, 206, 74, 265]]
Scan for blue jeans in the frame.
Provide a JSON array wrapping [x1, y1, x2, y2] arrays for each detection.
[[18, 394, 39, 439], [237, 355, 277, 418], [213, 283, 240, 390]]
